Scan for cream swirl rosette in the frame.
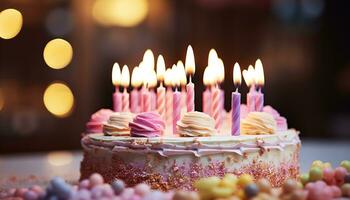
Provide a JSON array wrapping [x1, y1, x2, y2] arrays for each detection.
[[177, 111, 217, 137], [103, 112, 135, 136], [241, 112, 277, 135]]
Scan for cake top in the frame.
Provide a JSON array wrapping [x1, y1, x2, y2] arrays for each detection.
[[103, 112, 134, 136]]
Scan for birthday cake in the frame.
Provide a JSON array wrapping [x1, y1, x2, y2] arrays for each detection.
[[80, 47, 300, 191]]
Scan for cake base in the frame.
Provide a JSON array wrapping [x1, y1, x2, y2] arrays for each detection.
[[80, 130, 300, 190]]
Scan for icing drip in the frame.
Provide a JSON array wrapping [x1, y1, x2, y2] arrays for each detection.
[[86, 109, 114, 133], [177, 111, 217, 137], [241, 112, 277, 135], [129, 112, 165, 137], [103, 112, 135, 136]]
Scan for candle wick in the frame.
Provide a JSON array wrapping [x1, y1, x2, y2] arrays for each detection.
[[235, 87, 238, 93], [189, 75, 192, 83]]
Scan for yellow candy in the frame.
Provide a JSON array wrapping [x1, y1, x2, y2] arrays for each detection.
[[311, 160, 323, 168], [323, 162, 332, 169], [238, 174, 254, 188], [194, 176, 221, 191], [220, 174, 237, 188], [211, 186, 234, 198]]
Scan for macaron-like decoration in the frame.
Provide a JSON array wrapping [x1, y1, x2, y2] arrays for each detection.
[[86, 109, 114, 133], [129, 112, 165, 137]]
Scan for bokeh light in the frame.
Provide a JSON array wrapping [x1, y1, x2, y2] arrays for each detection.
[[43, 82, 74, 117], [0, 8, 23, 39], [43, 38, 73, 69], [47, 151, 73, 166], [92, 0, 149, 27]]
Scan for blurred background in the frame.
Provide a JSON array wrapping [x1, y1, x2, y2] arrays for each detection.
[[0, 0, 349, 154]]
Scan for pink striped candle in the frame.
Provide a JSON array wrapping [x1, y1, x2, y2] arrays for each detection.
[[122, 88, 129, 112], [181, 86, 186, 110], [130, 88, 139, 113], [142, 89, 151, 112], [231, 91, 241, 136], [186, 80, 194, 112], [247, 85, 257, 112], [157, 85, 166, 120], [139, 86, 145, 112], [166, 87, 173, 127], [255, 90, 264, 112], [173, 89, 181, 135], [150, 89, 157, 111], [202, 87, 211, 115], [211, 86, 221, 131], [220, 88, 224, 111], [113, 87, 122, 112]]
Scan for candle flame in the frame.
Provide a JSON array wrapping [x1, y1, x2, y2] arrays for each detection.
[[156, 55, 166, 82], [185, 45, 195, 75], [112, 62, 121, 86], [242, 69, 251, 87], [177, 61, 187, 86], [255, 58, 265, 87], [121, 65, 130, 87], [248, 65, 256, 85], [208, 49, 218, 68], [217, 58, 225, 83], [203, 66, 216, 86], [143, 49, 155, 71], [233, 62, 241, 87], [131, 67, 142, 88], [149, 70, 158, 88], [164, 68, 172, 87]]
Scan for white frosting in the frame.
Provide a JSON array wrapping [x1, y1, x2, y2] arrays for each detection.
[[103, 112, 134, 136], [177, 111, 217, 137], [241, 112, 277, 135]]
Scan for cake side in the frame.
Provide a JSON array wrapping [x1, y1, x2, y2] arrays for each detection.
[[80, 130, 300, 190]]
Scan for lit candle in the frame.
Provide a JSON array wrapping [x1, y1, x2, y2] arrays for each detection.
[[141, 50, 155, 112], [217, 58, 225, 126], [156, 55, 166, 120], [142, 74, 152, 112], [112, 62, 122, 112], [231, 62, 241, 136], [131, 67, 142, 113], [255, 59, 265, 112], [185, 45, 195, 112], [164, 68, 173, 128], [177, 60, 187, 110], [243, 65, 257, 112], [202, 67, 212, 115], [172, 66, 181, 135], [121, 65, 130, 112]]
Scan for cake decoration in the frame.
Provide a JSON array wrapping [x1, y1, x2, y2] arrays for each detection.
[[103, 112, 134, 136], [241, 112, 277, 135], [129, 112, 165, 137], [85, 109, 113, 133], [177, 111, 217, 137], [263, 105, 288, 131]]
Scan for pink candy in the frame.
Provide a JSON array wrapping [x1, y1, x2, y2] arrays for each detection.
[[334, 167, 347, 185], [89, 173, 104, 187]]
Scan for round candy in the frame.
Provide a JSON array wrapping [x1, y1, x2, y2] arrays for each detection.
[[89, 173, 104, 187], [244, 184, 259, 198], [334, 167, 347, 185], [256, 179, 271, 194], [194, 176, 220, 190], [76, 189, 91, 200], [290, 190, 307, 200], [341, 183, 350, 197], [309, 167, 323, 182], [111, 179, 125, 195], [79, 179, 90, 189], [283, 179, 299, 194], [323, 162, 332, 170], [142, 191, 166, 200], [14, 188, 28, 197], [312, 160, 324, 168], [299, 173, 309, 185], [211, 186, 233, 198], [91, 185, 104, 198], [134, 183, 150, 197], [51, 177, 73, 199], [23, 190, 39, 200], [120, 188, 135, 200], [238, 174, 253, 188], [341, 160, 350, 172], [322, 168, 334, 184], [220, 174, 237, 188], [330, 185, 341, 198], [172, 190, 199, 200]]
